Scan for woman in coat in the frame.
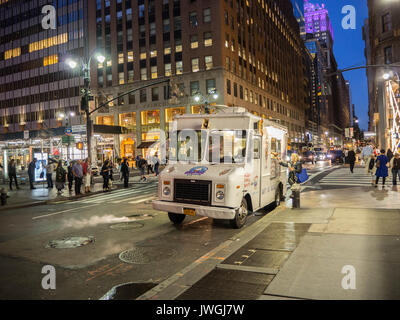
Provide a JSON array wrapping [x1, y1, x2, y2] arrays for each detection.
[[375, 149, 389, 186], [55, 161, 67, 195], [101, 160, 111, 191], [278, 153, 303, 198]]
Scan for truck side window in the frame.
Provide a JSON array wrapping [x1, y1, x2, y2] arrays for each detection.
[[253, 138, 260, 159]]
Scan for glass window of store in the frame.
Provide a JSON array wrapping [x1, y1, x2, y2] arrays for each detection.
[[165, 107, 185, 123], [141, 110, 160, 125], [97, 116, 115, 126], [119, 112, 136, 127]]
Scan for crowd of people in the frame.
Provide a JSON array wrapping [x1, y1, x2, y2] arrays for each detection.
[[1, 153, 162, 196]]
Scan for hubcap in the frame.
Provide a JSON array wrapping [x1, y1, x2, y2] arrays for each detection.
[[238, 200, 248, 222]]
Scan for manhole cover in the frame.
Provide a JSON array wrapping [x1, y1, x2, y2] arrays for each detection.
[[110, 222, 144, 230], [119, 247, 177, 264], [46, 236, 95, 249]]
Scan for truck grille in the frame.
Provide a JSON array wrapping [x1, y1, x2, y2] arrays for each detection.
[[174, 179, 211, 206]]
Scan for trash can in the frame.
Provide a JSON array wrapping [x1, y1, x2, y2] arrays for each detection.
[[292, 190, 300, 208]]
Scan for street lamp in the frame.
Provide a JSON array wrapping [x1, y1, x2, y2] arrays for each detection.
[[66, 51, 106, 165], [193, 90, 219, 114]]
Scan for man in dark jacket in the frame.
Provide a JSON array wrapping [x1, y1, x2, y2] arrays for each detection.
[[8, 159, 19, 190], [28, 158, 37, 189], [121, 158, 130, 188], [348, 149, 356, 173]]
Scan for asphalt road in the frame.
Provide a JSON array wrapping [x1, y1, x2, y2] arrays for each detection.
[[0, 161, 333, 300]]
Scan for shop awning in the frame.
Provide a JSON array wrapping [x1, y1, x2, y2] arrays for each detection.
[[137, 141, 157, 149]]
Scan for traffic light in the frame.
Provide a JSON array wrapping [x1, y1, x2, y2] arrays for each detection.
[[76, 142, 84, 150], [80, 94, 88, 112]]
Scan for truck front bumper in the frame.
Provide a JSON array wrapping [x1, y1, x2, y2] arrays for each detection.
[[152, 200, 237, 220]]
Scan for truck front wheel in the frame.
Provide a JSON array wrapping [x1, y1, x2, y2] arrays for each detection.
[[168, 213, 186, 225], [230, 198, 248, 229]]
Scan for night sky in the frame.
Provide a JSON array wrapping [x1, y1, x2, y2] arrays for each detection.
[[318, 0, 369, 130]]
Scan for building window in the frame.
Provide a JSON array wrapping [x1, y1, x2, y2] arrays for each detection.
[[203, 8, 211, 23], [234, 83, 238, 97], [244, 88, 248, 101], [118, 53, 124, 64], [205, 56, 213, 70], [140, 89, 147, 103], [192, 58, 200, 72], [140, 52, 147, 60], [141, 110, 160, 125], [226, 79, 231, 95], [119, 72, 125, 85], [165, 107, 185, 123], [128, 70, 134, 83], [206, 79, 216, 94], [150, 49, 157, 58], [384, 46, 392, 64], [128, 93, 135, 104], [176, 43, 183, 52], [151, 66, 158, 79], [204, 32, 212, 47], [240, 85, 243, 99], [141, 68, 147, 80], [190, 81, 200, 96], [191, 35, 198, 49], [189, 12, 198, 27], [163, 19, 170, 32], [176, 61, 183, 74], [225, 33, 229, 48], [382, 13, 391, 33], [120, 112, 136, 127], [152, 87, 159, 101], [225, 56, 230, 70], [127, 51, 134, 62], [165, 63, 172, 76]]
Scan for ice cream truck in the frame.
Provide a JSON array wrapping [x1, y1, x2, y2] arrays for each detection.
[[152, 107, 288, 228]]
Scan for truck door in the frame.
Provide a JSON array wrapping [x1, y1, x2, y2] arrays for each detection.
[[251, 136, 262, 210]]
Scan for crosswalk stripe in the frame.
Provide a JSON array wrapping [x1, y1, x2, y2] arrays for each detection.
[[318, 168, 394, 187], [127, 196, 157, 204], [79, 186, 157, 204], [110, 193, 156, 204]]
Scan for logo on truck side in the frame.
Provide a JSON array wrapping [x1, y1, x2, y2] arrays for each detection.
[[185, 166, 208, 176]]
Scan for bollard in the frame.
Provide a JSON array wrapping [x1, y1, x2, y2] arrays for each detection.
[[0, 188, 7, 206], [292, 190, 300, 208]]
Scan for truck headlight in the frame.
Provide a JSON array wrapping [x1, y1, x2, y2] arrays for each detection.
[[216, 191, 225, 200], [163, 186, 171, 196]]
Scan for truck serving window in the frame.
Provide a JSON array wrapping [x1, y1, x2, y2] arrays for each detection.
[[207, 130, 247, 164]]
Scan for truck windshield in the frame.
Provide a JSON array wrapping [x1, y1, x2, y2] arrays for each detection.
[[206, 130, 247, 164], [168, 130, 206, 163]]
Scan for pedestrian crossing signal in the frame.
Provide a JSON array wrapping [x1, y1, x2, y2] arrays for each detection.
[[76, 142, 84, 150]]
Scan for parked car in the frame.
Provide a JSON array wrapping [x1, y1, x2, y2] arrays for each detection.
[[328, 150, 344, 164], [316, 151, 327, 161]]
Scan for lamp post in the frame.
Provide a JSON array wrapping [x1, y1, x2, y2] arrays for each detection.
[[66, 53, 105, 165], [193, 89, 219, 114]]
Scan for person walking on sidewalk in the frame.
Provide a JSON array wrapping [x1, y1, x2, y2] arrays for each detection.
[[375, 149, 389, 187], [138, 155, 147, 182], [121, 158, 130, 188], [67, 161, 74, 193], [82, 158, 91, 193], [348, 148, 356, 173], [387, 148, 394, 163], [8, 159, 19, 190], [45, 161, 54, 188], [55, 161, 66, 195], [390, 152, 400, 186], [28, 158, 37, 190], [101, 160, 112, 191], [72, 160, 83, 195], [366, 154, 377, 185], [146, 154, 154, 175], [153, 153, 160, 176]]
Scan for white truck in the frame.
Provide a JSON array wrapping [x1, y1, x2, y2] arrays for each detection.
[[152, 107, 288, 228]]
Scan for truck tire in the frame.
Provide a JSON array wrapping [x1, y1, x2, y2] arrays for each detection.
[[230, 198, 248, 229], [168, 213, 186, 225]]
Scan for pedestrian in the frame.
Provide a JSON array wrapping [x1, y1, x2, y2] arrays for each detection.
[[278, 153, 302, 199], [45, 161, 54, 188], [153, 153, 160, 176], [72, 160, 83, 195], [387, 148, 394, 163], [135, 155, 140, 169], [138, 155, 147, 182], [55, 161, 66, 195], [82, 158, 91, 193], [28, 158, 37, 190], [348, 148, 356, 173], [101, 160, 111, 191], [146, 154, 154, 174], [375, 149, 389, 187], [67, 161, 74, 192], [366, 154, 376, 185], [121, 158, 130, 188], [8, 159, 19, 190], [390, 152, 400, 186]]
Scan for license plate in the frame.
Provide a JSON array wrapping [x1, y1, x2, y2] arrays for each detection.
[[183, 208, 196, 216]]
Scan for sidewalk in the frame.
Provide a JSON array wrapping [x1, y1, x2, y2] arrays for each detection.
[[0, 174, 159, 211], [138, 175, 400, 300]]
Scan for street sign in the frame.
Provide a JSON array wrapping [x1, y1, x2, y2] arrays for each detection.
[[65, 128, 72, 136], [62, 135, 75, 144], [72, 125, 86, 134]]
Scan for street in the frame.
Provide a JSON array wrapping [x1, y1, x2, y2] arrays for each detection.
[[2, 160, 399, 300]]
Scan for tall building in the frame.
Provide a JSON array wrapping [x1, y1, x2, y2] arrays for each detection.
[[291, 0, 305, 38], [0, 0, 89, 168], [88, 0, 308, 161], [364, 0, 400, 151]]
